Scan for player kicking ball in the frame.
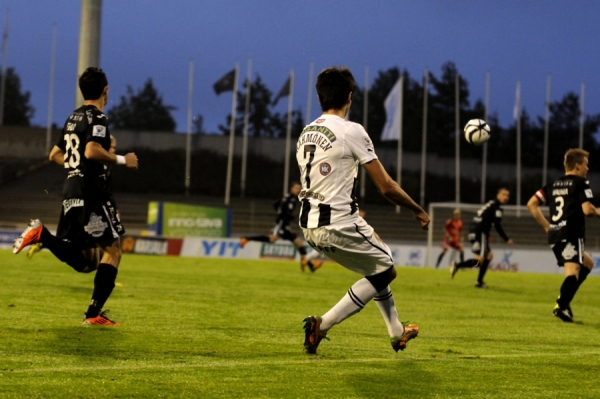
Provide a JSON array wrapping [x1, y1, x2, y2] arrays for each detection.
[[297, 67, 429, 354]]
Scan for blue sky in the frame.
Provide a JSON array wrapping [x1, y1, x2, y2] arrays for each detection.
[[2, 0, 600, 135]]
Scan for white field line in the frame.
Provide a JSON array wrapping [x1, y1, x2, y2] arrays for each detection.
[[4, 351, 600, 374]]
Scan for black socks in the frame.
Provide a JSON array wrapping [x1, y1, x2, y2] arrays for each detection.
[[245, 235, 270, 242], [557, 275, 579, 309], [85, 263, 118, 318], [40, 227, 88, 272], [477, 259, 491, 284]]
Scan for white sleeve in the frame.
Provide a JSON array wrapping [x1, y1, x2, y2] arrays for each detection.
[[346, 123, 378, 165]]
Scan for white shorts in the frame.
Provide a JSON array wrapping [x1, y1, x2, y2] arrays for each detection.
[[301, 217, 394, 276]]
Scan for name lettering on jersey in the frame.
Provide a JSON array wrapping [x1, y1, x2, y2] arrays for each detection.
[[92, 125, 106, 138], [62, 198, 84, 215], [297, 126, 337, 152], [553, 180, 572, 187], [69, 114, 83, 122], [66, 122, 77, 131], [297, 132, 333, 152], [552, 188, 569, 196], [298, 190, 325, 201]]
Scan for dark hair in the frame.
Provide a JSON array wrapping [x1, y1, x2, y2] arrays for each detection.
[[497, 186, 509, 194], [315, 66, 356, 112], [78, 67, 108, 100], [564, 148, 589, 171]]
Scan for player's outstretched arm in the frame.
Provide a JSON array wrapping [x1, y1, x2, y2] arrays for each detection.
[[363, 159, 430, 230], [49, 145, 65, 166], [527, 195, 549, 233], [85, 142, 138, 169]]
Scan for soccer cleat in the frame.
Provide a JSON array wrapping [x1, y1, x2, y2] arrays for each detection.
[[391, 324, 420, 352], [449, 261, 458, 279], [308, 260, 323, 273], [553, 304, 573, 323], [474, 281, 488, 289], [13, 219, 43, 254], [303, 315, 327, 354], [239, 237, 249, 249], [83, 310, 121, 326], [27, 243, 43, 259]]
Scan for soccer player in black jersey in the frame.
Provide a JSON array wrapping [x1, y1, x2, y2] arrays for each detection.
[[240, 181, 322, 272], [450, 187, 514, 287], [527, 148, 598, 322], [13, 67, 138, 326]]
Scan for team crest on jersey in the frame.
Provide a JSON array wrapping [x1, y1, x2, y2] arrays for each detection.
[[562, 243, 577, 260], [84, 213, 108, 237], [92, 125, 106, 137], [86, 110, 93, 124], [319, 162, 332, 176], [585, 189, 593, 198]]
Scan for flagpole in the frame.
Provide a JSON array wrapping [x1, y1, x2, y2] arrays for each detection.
[[283, 69, 294, 195], [579, 82, 585, 148], [419, 68, 428, 207], [515, 79, 521, 217], [455, 74, 460, 204], [543, 73, 551, 186], [241, 57, 252, 198], [360, 63, 369, 202], [184, 59, 194, 196], [46, 23, 57, 156], [481, 70, 490, 203], [395, 75, 403, 214], [224, 64, 239, 206], [305, 59, 314, 125], [0, 7, 9, 127]]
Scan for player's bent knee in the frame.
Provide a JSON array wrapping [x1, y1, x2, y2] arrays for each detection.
[[366, 266, 396, 292]]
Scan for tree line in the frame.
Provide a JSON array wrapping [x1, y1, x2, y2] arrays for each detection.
[[3, 62, 600, 171]]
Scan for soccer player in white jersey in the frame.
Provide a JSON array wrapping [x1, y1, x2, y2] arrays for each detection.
[[298, 66, 430, 354]]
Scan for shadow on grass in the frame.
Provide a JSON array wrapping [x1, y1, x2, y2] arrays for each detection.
[[345, 361, 438, 397]]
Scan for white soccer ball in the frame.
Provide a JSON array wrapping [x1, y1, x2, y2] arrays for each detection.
[[464, 119, 490, 146]]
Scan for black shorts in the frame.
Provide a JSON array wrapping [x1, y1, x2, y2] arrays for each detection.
[[468, 231, 490, 257], [271, 221, 297, 242], [57, 197, 125, 247], [551, 238, 584, 267]]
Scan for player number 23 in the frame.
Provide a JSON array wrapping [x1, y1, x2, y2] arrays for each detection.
[[63, 133, 81, 168]]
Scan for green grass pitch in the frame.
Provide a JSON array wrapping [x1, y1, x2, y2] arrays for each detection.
[[1, 249, 600, 398]]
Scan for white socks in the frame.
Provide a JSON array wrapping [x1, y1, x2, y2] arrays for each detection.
[[320, 280, 404, 338], [374, 286, 404, 337], [320, 278, 377, 333]]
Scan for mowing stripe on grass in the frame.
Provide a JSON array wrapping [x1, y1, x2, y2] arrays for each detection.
[[5, 350, 600, 374]]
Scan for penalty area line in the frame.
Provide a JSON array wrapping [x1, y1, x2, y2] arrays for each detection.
[[5, 350, 600, 374]]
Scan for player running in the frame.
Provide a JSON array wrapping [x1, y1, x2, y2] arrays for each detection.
[[527, 148, 598, 322], [13, 67, 138, 326], [298, 66, 429, 354], [435, 209, 464, 268], [240, 182, 322, 272], [449, 187, 513, 287]]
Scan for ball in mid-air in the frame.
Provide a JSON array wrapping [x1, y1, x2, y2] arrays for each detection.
[[464, 119, 490, 146]]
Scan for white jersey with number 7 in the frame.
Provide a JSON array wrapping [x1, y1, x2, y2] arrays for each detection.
[[296, 114, 377, 229]]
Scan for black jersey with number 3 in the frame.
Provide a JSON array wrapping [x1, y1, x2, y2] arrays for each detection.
[[57, 105, 111, 200], [534, 175, 593, 243]]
